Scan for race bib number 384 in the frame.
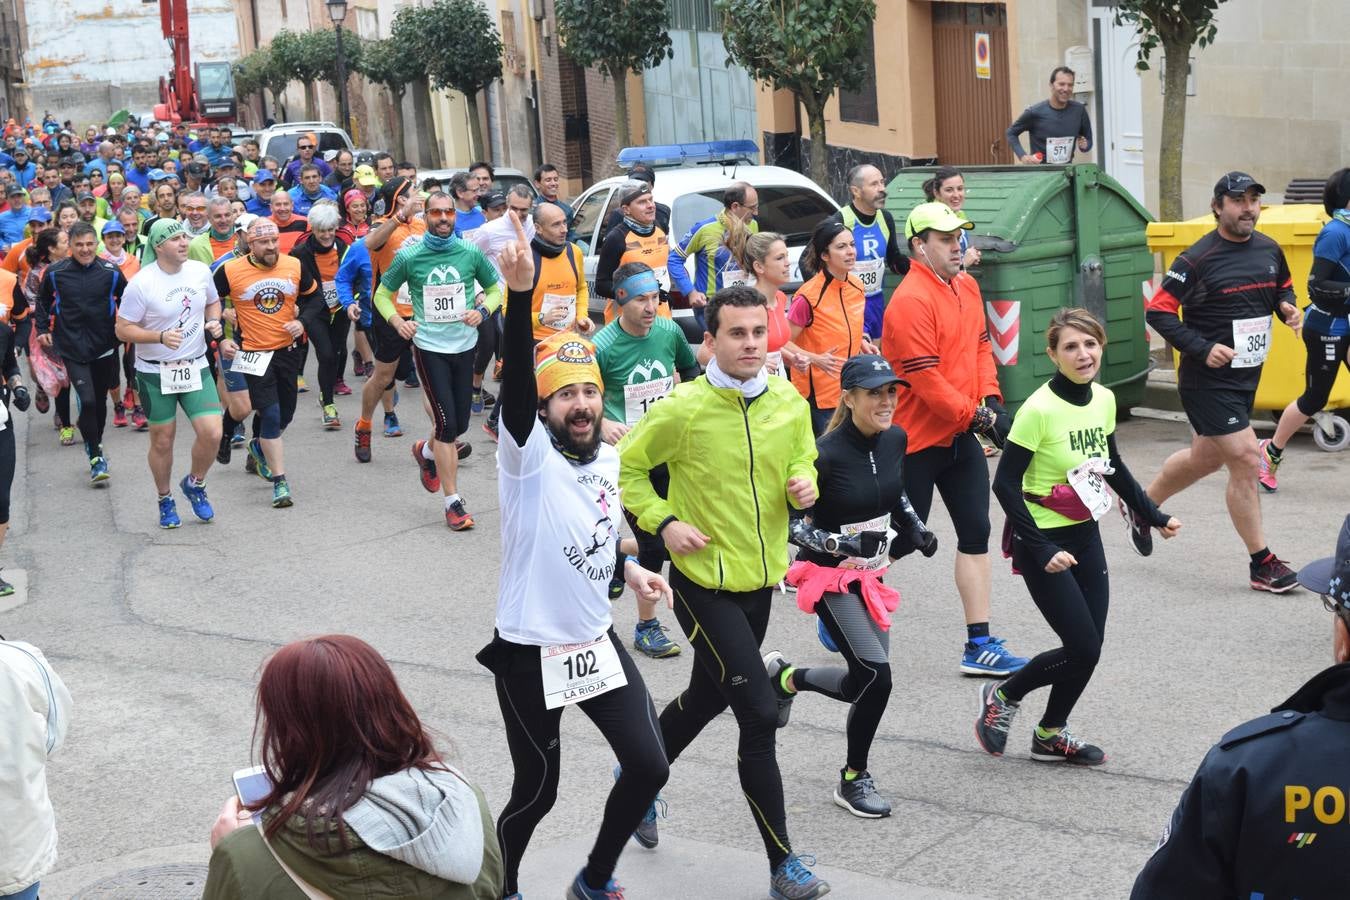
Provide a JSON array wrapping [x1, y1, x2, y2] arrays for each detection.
[[540, 634, 627, 709]]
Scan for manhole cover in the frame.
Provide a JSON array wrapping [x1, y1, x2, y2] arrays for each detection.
[[73, 864, 210, 899]]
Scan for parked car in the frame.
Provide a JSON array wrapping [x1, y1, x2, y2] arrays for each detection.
[[569, 154, 838, 341], [416, 166, 537, 198], [255, 121, 354, 164]]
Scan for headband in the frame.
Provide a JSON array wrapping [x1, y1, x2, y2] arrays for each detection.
[[614, 271, 661, 304]]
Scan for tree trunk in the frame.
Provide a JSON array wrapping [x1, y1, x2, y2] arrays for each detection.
[[1158, 37, 1190, 220], [269, 88, 287, 123], [390, 87, 407, 164], [612, 70, 630, 168], [412, 80, 442, 168], [801, 93, 829, 189], [465, 93, 485, 162], [304, 81, 317, 121]]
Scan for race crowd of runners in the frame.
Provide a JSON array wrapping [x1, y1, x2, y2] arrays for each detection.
[[3, 87, 1350, 900]]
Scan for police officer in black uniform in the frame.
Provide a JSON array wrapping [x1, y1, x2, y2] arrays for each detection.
[[1131, 513, 1350, 899]]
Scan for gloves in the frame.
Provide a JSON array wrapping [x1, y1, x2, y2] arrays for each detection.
[[826, 530, 889, 559], [891, 524, 939, 559], [970, 399, 1010, 448], [11, 384, 29, 412], [970, 405, 996, 434]]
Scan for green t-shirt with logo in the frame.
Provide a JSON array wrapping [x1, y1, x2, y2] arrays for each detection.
[[592, 316, 698, 427], [1007, 379, 1117, 529], [378, 236, 501, 355]]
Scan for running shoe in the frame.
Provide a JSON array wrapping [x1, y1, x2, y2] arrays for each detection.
[[321, 403, 341, 430], [230, 424, 246, 448], [833, 769, 891, 819], [974, 680, 1019, 757], [216, 433, 232, 465], [1030, 727, 1106, 766], [817, 617, 838, 653], [0, 570, 14, 597], [412, 439, 440, 492], [456, 440, 472, 460], [480, 389, 496, 408], [158, 495, 181, 529], [769, 853, 830, 900], [59, 426, 75, 446], [384, 411, 402, 437], [565, 870, 624, 900], [471, 389, 486, 415], [762, 650, 795, 728], [608, 571, 625, 601], [352, 349, 365, 377], [1251, 554, 1299, 593], [245, 454, 257, 475], [89, 456, 110, 484], [131, 406, 148, 431], [403, 372, 419, 389], [112, 402, 128, 428], [297, 375, 308, 393], [247, 438, 273, 481], [1257, 438, 1281, 493], [334, 377, 352, 396], [34, 387, 48, 414], [612, 764, 667, 849], [1120, 502, 1153, 557], [633, 620, 682, 658], [493, 359, 503, 382], [179, 475, 214, 522], [271, 480, 293, 508], [445, 497, 474, 530], [354, 424, 372, 463], [482, 420, 498, 443], [960, 637, 1028, 677]]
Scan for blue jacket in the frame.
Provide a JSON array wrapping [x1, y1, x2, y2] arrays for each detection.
[[200, 144, 234, 169], [0, 154, 38, 189], [288, 184, 337, 217], [0, 208, 30, 249], [335, 238, 372, 326], [244, 195, 272, 217]]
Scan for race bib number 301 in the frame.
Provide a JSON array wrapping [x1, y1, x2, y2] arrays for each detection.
[[424, 282, 467, 323], [540, 635, 628, 709]]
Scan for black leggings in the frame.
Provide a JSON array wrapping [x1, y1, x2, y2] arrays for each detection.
[[310, 309, 351, 405], [412, 346, 474, 443], [473, 311, 499, 377], [660, 567, 791, 870], [1296, 325, 1350, 416], [66, 354, 119, 454], [481, 631, 668, 896], [793, 587, 892, 772], [903, 432, 992, 554], [55, 387, 70, 426], [0, 417, 15, 523], [999, 521, 1109, 729]]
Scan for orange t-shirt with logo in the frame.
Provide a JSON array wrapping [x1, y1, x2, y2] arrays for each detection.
[[214, 255, 318, 351], [273, 215, 309, 255], [369, 218, 426, 318]]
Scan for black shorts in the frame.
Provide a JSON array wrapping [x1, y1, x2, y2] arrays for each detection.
[[412, 346, 475, 442], [371, 313, 411, 365], [244, 343, 304, 411], [1179, 387, 1255, 437]]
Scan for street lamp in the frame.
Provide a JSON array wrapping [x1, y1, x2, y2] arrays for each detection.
[[326, 0, 350, 134]]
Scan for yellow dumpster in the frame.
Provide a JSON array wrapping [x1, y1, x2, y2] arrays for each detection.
[[1146, 204, 1350, 450]]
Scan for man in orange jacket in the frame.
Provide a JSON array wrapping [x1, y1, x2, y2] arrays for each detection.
[[882, 202, 1027, 677]]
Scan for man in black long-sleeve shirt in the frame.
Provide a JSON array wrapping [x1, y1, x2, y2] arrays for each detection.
[[1141, 172, 1303, 593], [36, 221, 125, 482], [1006, 67, 1093, 165]]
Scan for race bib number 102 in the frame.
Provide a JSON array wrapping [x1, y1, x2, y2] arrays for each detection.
[[540, 634, 627, 709]]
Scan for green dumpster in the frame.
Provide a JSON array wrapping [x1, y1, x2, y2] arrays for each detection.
[[883, 164, 1155, 414]]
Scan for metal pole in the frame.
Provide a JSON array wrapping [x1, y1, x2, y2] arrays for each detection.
[[334, 23, 350, 133]]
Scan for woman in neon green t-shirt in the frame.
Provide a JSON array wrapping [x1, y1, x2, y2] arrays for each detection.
[[976, 308, 1181, 767]]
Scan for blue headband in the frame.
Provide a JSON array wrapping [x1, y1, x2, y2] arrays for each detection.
[[614, 271, 661, 303]]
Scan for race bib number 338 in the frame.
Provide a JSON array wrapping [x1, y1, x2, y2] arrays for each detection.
[[540, 634, 628, 709]]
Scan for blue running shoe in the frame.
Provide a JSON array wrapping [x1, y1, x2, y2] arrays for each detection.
[[960, 636, 1028, 677], [613, 764, 667, 848], [633, 619, 681, 658], [230, 424, 246, 448], [565, 869, 624, 899], [179, 475, 214, 522], [89, 456, 110, 485], [471, 389, 485, 415], [384, 411, 403, 437], [817, 617, 838, 653], [246, 439, 272, 481], [158, 495, 181, 529], [770, 853, 830, 900]]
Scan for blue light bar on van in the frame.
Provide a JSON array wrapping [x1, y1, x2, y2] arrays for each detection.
[[617, 140, 760, 169]]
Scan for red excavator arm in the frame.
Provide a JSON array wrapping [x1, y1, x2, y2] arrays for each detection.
[[155, 0, 198, 123]]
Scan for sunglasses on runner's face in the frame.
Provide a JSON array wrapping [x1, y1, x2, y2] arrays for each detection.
[[297, 144, 314, 151]]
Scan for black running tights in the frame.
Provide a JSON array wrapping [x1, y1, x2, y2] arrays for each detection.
[[660, 567, 791, 871], [491, 632, 668, 895], [999, 521, 1109, 729], [310, 309, 351, 405], [793, 587, 892, 773]]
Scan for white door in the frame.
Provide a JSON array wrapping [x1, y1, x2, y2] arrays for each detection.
[[1094, 9, 1146, 204]]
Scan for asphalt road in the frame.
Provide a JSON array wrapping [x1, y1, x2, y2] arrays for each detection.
[[3, 374, 1344, 899]]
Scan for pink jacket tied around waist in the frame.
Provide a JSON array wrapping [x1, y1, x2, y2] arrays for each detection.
[[786, 560, 901, 631]]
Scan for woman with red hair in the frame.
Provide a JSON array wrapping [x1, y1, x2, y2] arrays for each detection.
[[203, 635, 502, 899]]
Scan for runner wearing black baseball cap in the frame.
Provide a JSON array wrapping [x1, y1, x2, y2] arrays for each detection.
[[1142, 171, 1302, 592], [765, 352, 937, 819]]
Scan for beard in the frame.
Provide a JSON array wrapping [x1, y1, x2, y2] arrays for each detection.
[[545, 406, 602, 460]]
